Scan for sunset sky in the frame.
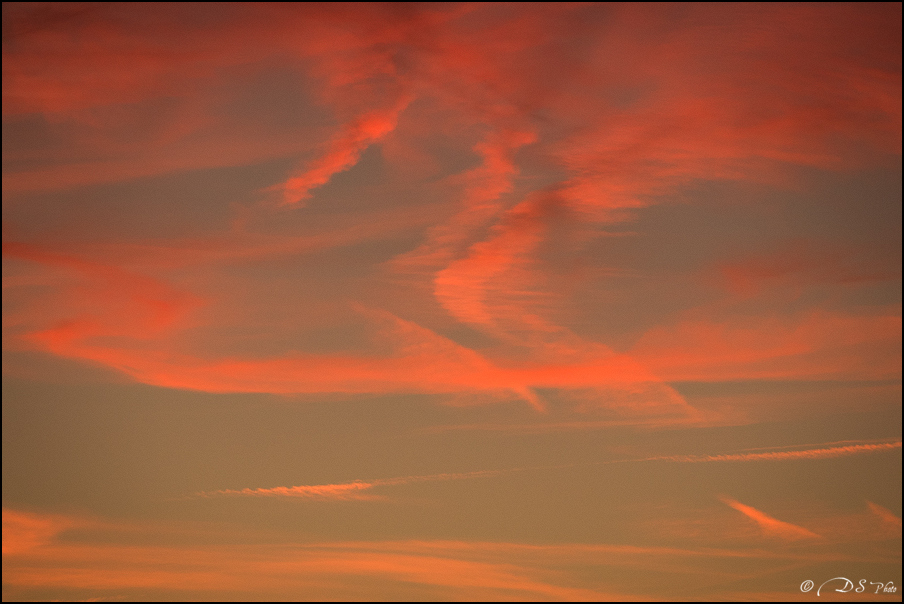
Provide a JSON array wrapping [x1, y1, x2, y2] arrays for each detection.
[[2, 2, 901, 601]]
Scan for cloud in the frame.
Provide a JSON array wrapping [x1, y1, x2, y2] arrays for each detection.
[[716, 240, 901, 297], [200, 440, 904, 504], [386, 2, 901, 386], [276, 98, 412, 206], [2, 509, 653, 601], [433, 192, 557, 333], [205, 481, 379, 501], [651, 498, 904, 549], [719, 497, 821, 541], [5, 509, 885, 602], [4, 246, 698, 418], [630, 309, 902, 382], [3, 3, 900, 423], [3, 242, 203, 365], [3, 242, 203, 343], [2, 509, 83, 555], [657, 441, 902, 463], [5, 204, 437, 271], [199, 468, 506, 501], [2, 542, 630, 601], [390, 127, 537, 278], [867, 501, 903, 531]]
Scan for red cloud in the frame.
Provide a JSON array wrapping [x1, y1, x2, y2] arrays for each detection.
[[277, 99, 412, 206], [3, 3, 901, 422]]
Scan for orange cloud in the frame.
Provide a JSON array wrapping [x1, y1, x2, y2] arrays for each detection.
[[3, 3, 900, 423], [5, 244, 698, 418], [206, 481, 378, 501], [867, 501, 903, 531], [433, 193, 554, 332], [716, 240, 901, 297], [390, 127, 537, 278], [277, 98, 412, 206], [200, 440, 904, 504], [2, 542, 633, 601], [3, 242, 203, 343], [719, 497, 821, 541], [3, 509, 658, 601], [2, 509, 83, 556], [630, 309, 902, 382], [398, 2, 900, 383], [9, 205, 437, 271], [3, 242, 204, 372], [6, 509, 881, 602], [659, 441, 902, 463], [201, 468, 506, 501]]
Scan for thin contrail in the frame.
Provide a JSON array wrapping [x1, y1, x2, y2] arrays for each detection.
[[196, 440, 901, 500], [647, 441, 901, 463], [197, 469, 510, 500]]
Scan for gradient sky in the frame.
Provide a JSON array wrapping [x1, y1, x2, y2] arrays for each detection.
[[2, 3, 901, 601]]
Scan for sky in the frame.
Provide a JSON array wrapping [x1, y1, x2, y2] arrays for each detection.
[[2, 2, 901, 601]]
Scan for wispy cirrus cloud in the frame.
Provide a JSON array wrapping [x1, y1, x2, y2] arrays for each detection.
[[719, 497, 821, 541], [5, 508, 893, 602], [715, 239, 901, 297], [2, 509, 84, 555], [276, 98, 412, 206], [3, 3, 900, 425], [630, 309, 902, 382], [867, 501, 903, 531], [3, 5, 900, 602], [4, 246, 697, 416]]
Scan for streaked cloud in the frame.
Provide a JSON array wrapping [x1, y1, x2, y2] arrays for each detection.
[[199, 469, 506, 500], [2, 509, 83, 556], [868, 501, 903, 531], [2, 5, 900, 599], [630, 310, 902, 382], [5, 509, 895, 602], [656, 441, 902, 463], [719, 497, 821, 541], [277, 99, 412, 206], [5, 3, 899, 405], [198, 440, 903, 504]]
